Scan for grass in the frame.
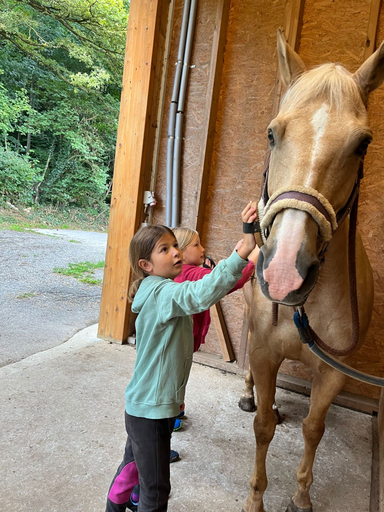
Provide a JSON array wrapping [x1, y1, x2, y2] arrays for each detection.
[[54, 261, 105, 285], [16, 292, 35, 299], [0, 203, 109, 232]]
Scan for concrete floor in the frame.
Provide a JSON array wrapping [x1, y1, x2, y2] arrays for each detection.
[[0, 325, 372, 512]]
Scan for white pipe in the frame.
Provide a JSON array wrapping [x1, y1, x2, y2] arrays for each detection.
[[166, 0, 191, 227], [171, 0, 198, 227]]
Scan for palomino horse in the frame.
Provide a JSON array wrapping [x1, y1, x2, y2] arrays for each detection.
[[241, 31, 384, 512]]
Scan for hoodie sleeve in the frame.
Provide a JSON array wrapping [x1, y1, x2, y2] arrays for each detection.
[[227, 260, 255, 294], [155, 251, 248, 322]]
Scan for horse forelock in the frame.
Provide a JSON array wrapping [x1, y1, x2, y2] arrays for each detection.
[[280, 63, 365, 115]]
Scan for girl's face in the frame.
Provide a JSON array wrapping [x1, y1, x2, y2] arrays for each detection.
[[182, 235, 205, 266], [139, 232, 183, 280]]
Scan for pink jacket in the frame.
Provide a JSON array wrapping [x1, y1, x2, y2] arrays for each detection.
[[174, 260, 254, 352]]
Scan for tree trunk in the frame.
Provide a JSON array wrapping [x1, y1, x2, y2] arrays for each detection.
[[34, 142, 54, 204], [26, 85, 34, 156]]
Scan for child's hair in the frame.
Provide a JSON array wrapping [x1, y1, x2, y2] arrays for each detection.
[[173, 226, 199, 252], [128, 224, 175, 302]]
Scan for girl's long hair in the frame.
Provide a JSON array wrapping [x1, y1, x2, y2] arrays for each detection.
[[173, 226, 199, 252], [128, 225, 175, 302]]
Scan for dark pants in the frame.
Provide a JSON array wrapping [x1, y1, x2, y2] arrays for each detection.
[[106, 412, 176, 512]]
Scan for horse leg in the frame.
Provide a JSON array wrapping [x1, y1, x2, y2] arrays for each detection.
[[242, 359, 281, 512], [239, 366, 283, 422], [239, 366, 257, 412], [287, 371, 346, 512]]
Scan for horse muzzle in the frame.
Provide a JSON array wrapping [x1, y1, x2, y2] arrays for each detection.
[[256, 207, 321, 306], [256, 245, 320, 306]]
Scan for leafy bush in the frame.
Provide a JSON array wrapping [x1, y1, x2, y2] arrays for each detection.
[[0, 149, 41, 203]]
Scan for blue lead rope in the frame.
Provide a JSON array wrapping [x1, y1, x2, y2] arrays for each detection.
[[293, 310, 314, 347]]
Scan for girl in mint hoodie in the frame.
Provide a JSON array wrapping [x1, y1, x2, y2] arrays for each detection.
[[105, 203, 256, 512]]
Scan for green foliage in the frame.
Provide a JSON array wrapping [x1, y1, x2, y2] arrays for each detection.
[[54, 260, 104, 285], [0, 149, 41, 203], [0, 0, 129, 208]]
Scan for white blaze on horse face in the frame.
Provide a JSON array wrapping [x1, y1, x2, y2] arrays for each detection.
[[263, 210, 306, 301], [305, 103, 329, 187]]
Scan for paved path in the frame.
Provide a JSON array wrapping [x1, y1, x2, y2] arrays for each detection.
[[0, 229, 107, 367], [0, 328, 372, 512]]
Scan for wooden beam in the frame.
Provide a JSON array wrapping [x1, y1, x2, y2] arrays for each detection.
[[283, 0, 306, 52], [193, 0, 231, 236], [187, 0, 233, 361], [98, 0, 172, 342], [364, 0, 382, 61], [270, 0, 306, 122], [210, 303, 235, 362]]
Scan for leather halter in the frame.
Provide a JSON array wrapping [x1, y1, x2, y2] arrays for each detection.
[[256, 154, 364, 252], [254, 155, 365, 357]]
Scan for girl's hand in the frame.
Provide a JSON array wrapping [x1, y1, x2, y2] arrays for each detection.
[[248, 245, 260, 265], [237, 202, 257, 260], [241, 201, 257, 224]]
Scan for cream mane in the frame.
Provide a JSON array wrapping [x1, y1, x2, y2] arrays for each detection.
[[280, 63, 365, 114]]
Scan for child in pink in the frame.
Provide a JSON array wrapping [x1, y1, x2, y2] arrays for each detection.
[[173, 227, 259, 353]]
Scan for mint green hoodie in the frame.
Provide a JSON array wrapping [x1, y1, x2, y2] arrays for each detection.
[[125, 250, 248, 419]]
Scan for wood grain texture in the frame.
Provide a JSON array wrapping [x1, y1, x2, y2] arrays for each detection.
[[364, 0, 382, 60], [98, 0, 171, 342], [153, 0, 384, 399]]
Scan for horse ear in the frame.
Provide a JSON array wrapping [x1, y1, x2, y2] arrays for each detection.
[[353, 41, 384, 101], [277, 29, 306, 87]]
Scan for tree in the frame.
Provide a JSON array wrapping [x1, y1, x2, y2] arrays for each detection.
[[0, 0, 129, 207]]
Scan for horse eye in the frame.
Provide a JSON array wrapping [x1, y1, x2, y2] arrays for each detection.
[[357, 138, 371, 156], [267, 128, 275, 146]]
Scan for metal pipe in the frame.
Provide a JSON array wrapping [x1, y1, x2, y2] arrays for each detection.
[[166, 102, 177, 226], [149, 0, 175, 226], [166, 0, 191, 227], [172, 111, 184, 227], [172, 0, 198, 227], [178, 0, 198, 112]]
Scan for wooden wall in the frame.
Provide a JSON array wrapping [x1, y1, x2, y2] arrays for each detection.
[[153, 0, 384, 399]]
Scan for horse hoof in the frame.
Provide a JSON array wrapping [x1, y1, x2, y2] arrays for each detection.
[[286, 498, 313, 512], [238, 396, 257, 412]]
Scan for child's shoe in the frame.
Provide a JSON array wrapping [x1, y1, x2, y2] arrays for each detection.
[[170, 449, 180, 463], [177, 410, 185, 419], [173, 418, 182, 431], [127, 495, 139, 512]]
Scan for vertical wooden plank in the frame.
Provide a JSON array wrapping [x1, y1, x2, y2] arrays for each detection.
[[364, 0, 382, 61], [237, 0, 305, 371], [210, 303, 235, 361], [188, 0, 233, 361], [98, 0, 171, 342], [193, 0, 231, 236], [284, 0, 306, 51], [270, 0, 306, 122], [379, 389, 384, 512]]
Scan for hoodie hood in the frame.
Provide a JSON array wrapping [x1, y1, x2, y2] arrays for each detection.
[[131, 276, 169, 314]]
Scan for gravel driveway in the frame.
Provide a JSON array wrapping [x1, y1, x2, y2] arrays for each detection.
[[0, 229, 107, 367]]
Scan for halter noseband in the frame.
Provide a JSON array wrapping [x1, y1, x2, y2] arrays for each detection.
[[256, 156, 365, 253]]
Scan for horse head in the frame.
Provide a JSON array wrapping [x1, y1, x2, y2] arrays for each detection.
[[256, 30, 384, 306]]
